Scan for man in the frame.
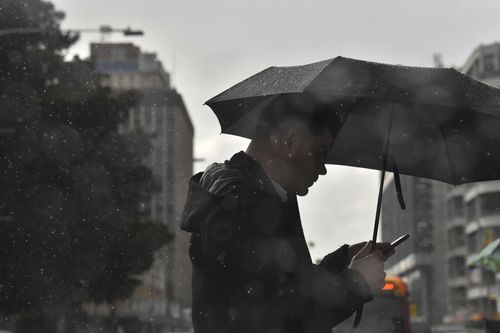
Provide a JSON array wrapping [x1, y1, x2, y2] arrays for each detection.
[[181, 96, 392, 333]]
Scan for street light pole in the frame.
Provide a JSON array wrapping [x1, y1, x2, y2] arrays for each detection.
[[0, 27, 45, 36], [0, 25, 144, 39], [66, 25, 144, 42]]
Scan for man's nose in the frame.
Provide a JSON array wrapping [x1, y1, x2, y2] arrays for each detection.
[[319, 164, 327, 175]]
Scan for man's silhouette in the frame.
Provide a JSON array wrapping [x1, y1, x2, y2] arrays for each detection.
[[181, 97, 392, 333]]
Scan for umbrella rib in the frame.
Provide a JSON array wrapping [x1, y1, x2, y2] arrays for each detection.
[[438, 126, 457, 185]]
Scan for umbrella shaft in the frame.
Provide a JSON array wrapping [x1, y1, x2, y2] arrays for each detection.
[[372, 168, 386, 248], [372, 101, 395, 249]]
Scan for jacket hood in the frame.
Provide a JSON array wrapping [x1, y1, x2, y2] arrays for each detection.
[[180, 159, 242, 232], [180, 152, 281, 232], [180, 172, 215, 232]]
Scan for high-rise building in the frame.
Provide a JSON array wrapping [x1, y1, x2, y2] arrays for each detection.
[[443, 182, 500, 322], [460, 43, 500, 87], [382, 176, 449, 333], [89, 42, 194, 331], [382, 42, 500, 330], [444, 185, 469, 322], [448, 43, 500, 321]]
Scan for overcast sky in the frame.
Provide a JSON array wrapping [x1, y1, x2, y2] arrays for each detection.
[[52, 0, 500, 260]]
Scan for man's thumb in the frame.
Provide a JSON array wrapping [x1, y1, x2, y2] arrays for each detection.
[[352, 240, 372, 260]]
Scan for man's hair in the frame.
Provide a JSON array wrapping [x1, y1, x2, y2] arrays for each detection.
[[254, 93, 347, 140]]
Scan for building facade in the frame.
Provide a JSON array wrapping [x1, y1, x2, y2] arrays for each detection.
[[382, 176, 449, 333], [460, 43, 500, 88], [382, 42, 500, 330], [90, 43, 194, 331], [443, 183, 500, 321], [444, 185, 470, 322], [446, 43, 500, 321]]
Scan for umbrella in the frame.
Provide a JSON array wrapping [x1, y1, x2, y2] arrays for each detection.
[[205, 56, 500, 246], [473, 238, 500, 273]]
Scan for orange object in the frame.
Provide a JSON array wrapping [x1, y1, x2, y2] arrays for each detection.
[[383, 277, 407, 297], [382, 283, 395, 291]]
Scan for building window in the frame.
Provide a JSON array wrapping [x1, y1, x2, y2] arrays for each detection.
[[449, 287, 466, 312], [483, 54, 495, 73], [482, 268, 496, 286], [447, 196, 464, 219], [466, 198, 477, 221], [468, 227, 500, 254], [448, 226, 465, 250], [479, 192, 500, 217], [468, 230, 478, 253], [448, 256, 465, 278]]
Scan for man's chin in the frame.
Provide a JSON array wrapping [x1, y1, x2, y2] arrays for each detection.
[[297, 188, 309, 196]]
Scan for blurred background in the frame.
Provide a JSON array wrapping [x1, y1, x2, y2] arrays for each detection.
[[2, 0, 500, 332]]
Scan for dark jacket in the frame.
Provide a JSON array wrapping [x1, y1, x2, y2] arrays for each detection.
[[180, 151, 373, 333]]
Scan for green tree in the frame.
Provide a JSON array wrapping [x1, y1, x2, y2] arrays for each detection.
[[0, 1, 171, 331]]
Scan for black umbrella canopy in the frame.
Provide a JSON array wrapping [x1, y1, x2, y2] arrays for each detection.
[[207, 56, 500, 113], [206, 56, 500, 185]]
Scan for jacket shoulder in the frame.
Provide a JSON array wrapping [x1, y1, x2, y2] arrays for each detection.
[[200, 162, 259, 197]]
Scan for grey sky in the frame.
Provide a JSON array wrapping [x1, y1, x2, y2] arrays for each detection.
[[52, 0, 500, 260]]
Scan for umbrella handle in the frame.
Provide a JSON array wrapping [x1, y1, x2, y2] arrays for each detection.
[[393, 162, 406, 210]]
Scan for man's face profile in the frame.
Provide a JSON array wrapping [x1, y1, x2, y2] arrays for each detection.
[[275, 122, 334, 196]]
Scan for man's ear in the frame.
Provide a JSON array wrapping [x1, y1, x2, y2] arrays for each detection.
[[269, 125, 298, 157], [278, 128, 297, 157]]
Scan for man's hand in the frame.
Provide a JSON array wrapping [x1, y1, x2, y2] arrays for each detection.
[[348, 241, 395, 262], [348, 241, 386, 292]]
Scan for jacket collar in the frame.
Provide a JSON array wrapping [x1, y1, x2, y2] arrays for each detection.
[[226, 151, 281, 198]]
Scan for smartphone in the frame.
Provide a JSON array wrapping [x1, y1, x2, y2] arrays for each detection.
[[383, 234, 410, 254]]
